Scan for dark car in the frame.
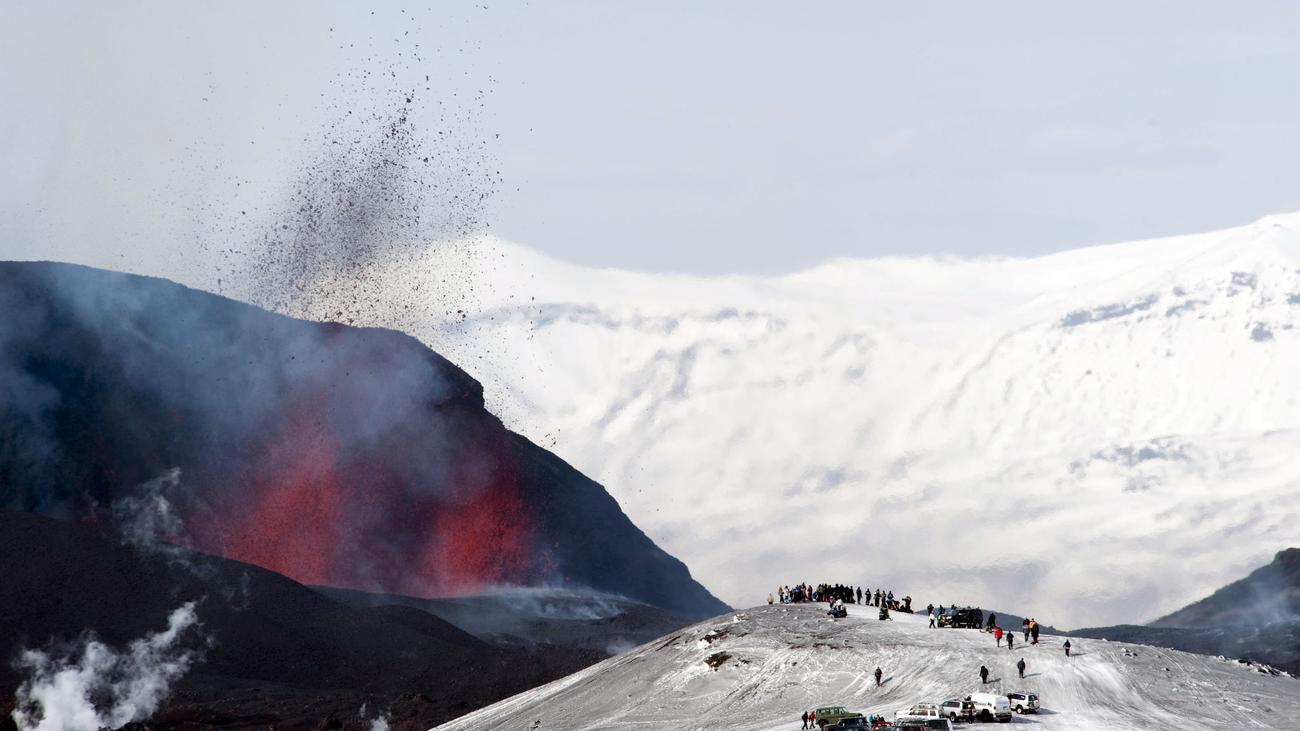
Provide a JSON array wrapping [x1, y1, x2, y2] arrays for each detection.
[[938, 607, 983, 629], [826, 718, 870, 731]]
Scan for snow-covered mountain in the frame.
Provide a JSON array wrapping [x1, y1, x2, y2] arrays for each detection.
[[433, 602, 1300, 731], [303, 213, 1300, 628]]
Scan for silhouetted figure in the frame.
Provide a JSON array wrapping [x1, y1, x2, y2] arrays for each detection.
[[979, 665, 989, 685], [1017, 658, 1026, 678], [1064, 639, 1072, 657], [875, 666, 883, 686], [1007, 632, 1015, 650]]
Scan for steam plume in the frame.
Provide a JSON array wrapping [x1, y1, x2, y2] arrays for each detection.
[[10, 603, 202, 731]]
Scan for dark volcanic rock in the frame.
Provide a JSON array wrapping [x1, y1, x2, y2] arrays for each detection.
[[1068, 548, 1300, 671], [0, 510, 601, 730], [317, 585, 693, 654], [1151, 548, 1300, 629], [0, 260, 726, 620]]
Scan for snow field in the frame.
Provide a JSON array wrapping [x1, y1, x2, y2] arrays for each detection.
[[392, 213, 1300, 628], [434, 603, 1300, 731]]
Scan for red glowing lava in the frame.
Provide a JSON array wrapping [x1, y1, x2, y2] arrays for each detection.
[[189, 392, 537, 598]]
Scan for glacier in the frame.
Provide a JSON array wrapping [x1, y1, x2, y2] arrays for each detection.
[[230, 211, 1300, 629]]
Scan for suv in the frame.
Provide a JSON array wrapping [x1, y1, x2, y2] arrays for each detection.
[[938, 608, 983, 629], [1006, 691, 1039, 714], [814, 706, 865, 728], [939, 698, 975, 722]]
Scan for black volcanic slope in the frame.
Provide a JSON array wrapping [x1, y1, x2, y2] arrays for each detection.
[[1069, 549, 1300, 673], [0, 260, 726, 619], [0, 510, 601, 730], [1151, 548, 1300, 629]]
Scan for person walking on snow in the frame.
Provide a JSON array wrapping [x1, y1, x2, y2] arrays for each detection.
[[1007, 632, 1015, 650], [1064, 639, 1072, 657], [801, 711, 809, 729], [1022, 618, 1030, 642], [1017, 658, 1026, 679], [928, 609, 936, 628], [875, 666, 883, 686], [979, 665, 989, 685], [994, 627, 1003, 647]]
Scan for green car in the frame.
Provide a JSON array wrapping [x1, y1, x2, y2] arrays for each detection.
[[814, 706, 864, 728]]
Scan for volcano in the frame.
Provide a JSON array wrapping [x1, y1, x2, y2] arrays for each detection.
[[0, 260, 726, 619]]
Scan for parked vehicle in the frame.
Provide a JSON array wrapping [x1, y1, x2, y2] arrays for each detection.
[[825, 717, 870, 731], [968, 692, 1013, 723], [939, 698, 975, 722], [814, 706, 865, 728], [896, 703, 943, 721], [938, 608, 983, 629], [1006, 691, 1039, 714], [918, 720, 955, 730]]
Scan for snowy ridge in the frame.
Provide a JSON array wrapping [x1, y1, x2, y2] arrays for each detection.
[[433, 603, 1300, 731], [363, 213, 1300, 627]]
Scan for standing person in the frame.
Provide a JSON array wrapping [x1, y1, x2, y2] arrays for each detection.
[[979, 665, 989, 685], [1031, 620, 1040, 645], [801, 711, 809, 730], [1017, 658, 1026, 679], [1007, 632, 1015, 650], [928, 609, 937, 628], [1022, 618, 1030, 643], [1063, 639, 1072, 657], [995, 627, 1003, 647], [857, 587, 863, 605], [875, 666, 883, 686]]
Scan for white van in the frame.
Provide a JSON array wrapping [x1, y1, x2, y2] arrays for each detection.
[[968, 692, 1012, 723]]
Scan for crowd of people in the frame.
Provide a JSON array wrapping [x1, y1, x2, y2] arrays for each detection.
[[770, 583, 913, 613], [771, 584, 1071, 727]]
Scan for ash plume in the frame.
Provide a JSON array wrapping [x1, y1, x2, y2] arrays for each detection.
[[9, 602, 203, 731]]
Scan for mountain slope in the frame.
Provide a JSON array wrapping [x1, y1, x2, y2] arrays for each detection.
[[337, 212, 1300, 627], [0, 261, 726, 619], [1152, 548, 1300, 629], [434, 602, 1300, 731], [1064, 548, 1300, 673]]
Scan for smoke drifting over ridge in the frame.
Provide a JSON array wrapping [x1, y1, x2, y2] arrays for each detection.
[[0, 261, 541, 598], [0, 261, 727, 617]]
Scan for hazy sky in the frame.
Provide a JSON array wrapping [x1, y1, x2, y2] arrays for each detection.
[[4, 0, 1300, 275]]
